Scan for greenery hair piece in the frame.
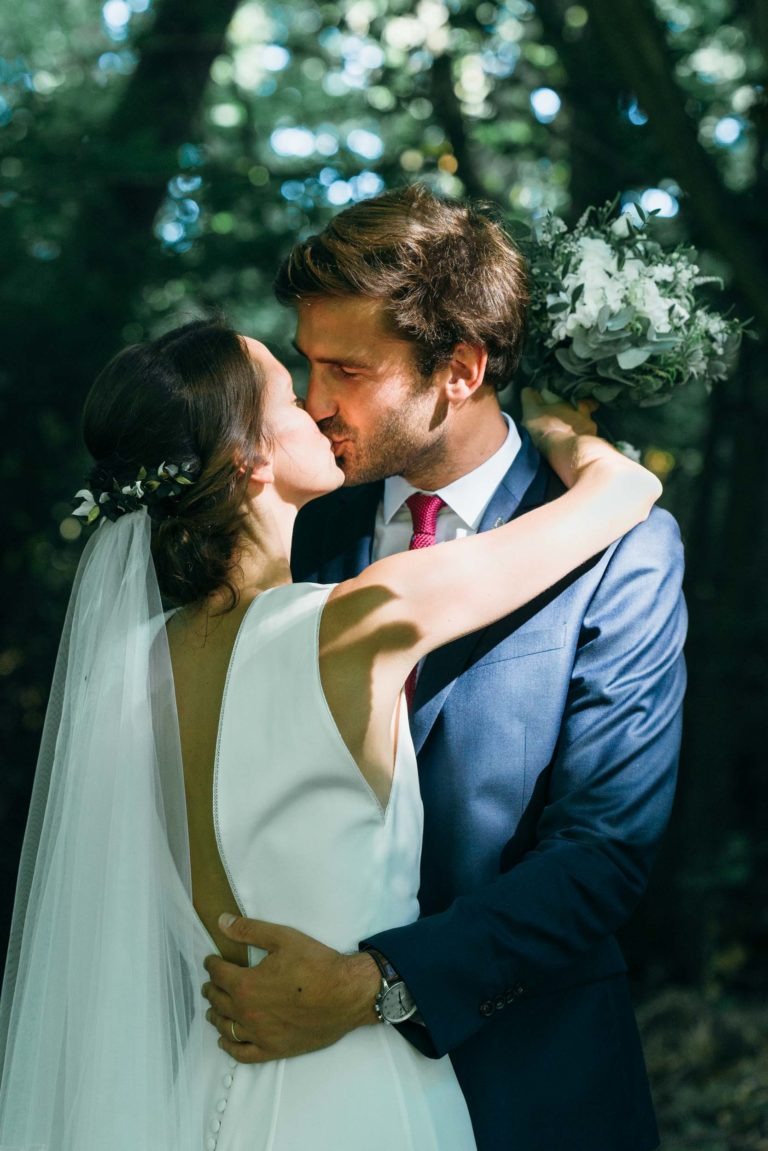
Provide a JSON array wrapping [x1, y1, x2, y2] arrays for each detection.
[[73, 460, 199, 524]]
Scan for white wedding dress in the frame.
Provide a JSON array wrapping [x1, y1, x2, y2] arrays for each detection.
[[185, 583, 477, 1151]]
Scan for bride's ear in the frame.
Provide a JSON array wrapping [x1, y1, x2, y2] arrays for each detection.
[[246, 459, 274, 486], [237, 458, 275, 486]]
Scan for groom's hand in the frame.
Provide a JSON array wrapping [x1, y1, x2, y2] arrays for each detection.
[[202, 914, 380, 1064]]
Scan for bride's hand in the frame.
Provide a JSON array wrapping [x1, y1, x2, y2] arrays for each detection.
[[521, 388, 602, 489], [521, 388, 661, 506], [521, 388, 599, 447]]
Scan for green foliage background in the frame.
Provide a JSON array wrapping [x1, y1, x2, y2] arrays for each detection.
[[1, 1, 766, 1141]]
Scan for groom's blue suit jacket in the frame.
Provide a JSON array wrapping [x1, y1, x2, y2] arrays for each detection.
[[291, 430, 687, 1151]]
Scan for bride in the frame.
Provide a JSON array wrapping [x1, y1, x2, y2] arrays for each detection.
[[0, 318, 660, 1150]]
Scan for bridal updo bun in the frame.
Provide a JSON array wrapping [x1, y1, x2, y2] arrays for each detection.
[[82, 318, 268, 609]]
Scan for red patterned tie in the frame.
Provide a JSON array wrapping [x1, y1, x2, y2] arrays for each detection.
[[404, 493, 445, 709]]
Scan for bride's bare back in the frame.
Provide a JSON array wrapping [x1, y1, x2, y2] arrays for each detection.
[[168, 603, 254, 965]]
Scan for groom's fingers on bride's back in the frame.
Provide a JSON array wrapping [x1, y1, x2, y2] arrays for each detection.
[[218, 913, 286, 950], [217, 1034, 270, 1064], [206, 1005, 265, 1062], [201, 976, 236, 1014]]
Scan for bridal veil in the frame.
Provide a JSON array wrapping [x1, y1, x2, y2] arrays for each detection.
[[0, 509, 205, 1149]]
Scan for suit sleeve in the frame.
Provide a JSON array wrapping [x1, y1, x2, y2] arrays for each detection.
[[362, 508, 687, 1057]]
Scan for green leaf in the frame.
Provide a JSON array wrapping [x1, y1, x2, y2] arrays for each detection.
[[591, 383, 623, 402], [597, 305, 612, 333], [554, 347, 592, 374], [605, 306, 636, 331], [617, 347, 653, 369]]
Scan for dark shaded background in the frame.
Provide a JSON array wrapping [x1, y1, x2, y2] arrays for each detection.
[[1, 1, 766, 1145]]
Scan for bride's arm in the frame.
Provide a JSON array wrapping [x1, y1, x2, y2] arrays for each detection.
[[322, 392, 661, 678]]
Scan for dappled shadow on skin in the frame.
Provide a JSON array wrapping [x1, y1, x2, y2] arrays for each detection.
[[319, 582, 419, 808]]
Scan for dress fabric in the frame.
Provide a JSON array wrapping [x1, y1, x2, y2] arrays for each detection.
[[189, 582, 477, 1151]]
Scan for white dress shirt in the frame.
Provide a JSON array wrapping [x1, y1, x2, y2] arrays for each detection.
[[372, 415, 522, 561]]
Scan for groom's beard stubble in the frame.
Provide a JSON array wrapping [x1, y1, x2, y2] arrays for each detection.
[[319, 402, 449, 488]]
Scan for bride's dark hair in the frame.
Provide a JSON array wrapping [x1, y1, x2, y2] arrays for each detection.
[[82, 318, 268, 609]]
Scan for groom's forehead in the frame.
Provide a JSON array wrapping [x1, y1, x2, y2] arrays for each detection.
[[296, 295, 385, 330], [294, 297, 412, 357]]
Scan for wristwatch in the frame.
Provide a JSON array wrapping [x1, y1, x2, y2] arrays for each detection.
[[366, 948, 418, 1025]]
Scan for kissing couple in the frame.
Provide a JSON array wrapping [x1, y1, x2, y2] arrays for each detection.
[[0, 183, 686, 1151]]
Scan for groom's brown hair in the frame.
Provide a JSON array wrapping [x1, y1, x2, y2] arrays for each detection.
[[273, 183, 529, 391]]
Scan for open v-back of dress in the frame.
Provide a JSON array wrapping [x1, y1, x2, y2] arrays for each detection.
[[187, 582, 476, 1151]]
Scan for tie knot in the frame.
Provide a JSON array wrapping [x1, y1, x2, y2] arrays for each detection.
[[405, 493, 445, 547]]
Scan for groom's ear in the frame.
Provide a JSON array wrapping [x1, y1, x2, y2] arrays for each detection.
[[443, 343, 489, 403]]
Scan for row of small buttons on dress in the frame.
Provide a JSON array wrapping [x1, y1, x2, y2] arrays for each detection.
[[205, 1058, 238, 1151], [479, 984, 525, 1016]]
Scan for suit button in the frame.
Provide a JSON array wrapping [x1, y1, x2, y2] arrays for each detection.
[[480, 1000, 494, 1016], [495, 996, 506, 1011]]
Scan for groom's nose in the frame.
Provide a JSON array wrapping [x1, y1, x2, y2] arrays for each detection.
[[305, 371, 338, 423]]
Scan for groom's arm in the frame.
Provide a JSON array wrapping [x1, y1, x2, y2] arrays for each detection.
[[363, 507, 686, 1057]]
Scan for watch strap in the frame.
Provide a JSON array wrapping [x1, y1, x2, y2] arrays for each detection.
[[364, 947, 399, 985]]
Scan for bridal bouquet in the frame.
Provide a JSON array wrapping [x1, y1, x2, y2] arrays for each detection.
[[519, 201, 744, 409]]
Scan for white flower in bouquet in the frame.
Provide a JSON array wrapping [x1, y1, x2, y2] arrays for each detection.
[[520, 201, 745, 409]]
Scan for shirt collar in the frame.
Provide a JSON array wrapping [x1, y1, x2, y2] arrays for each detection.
[[382, 414, 522, 530]]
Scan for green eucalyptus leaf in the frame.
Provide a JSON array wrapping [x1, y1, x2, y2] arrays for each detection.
[[591, 383, 623, 402], [554, 348, 592, 374], [597, 305, 612, 333], [638, 394, 672, 408], [617, 347, 653, 369], [606, 306, 636, 331]]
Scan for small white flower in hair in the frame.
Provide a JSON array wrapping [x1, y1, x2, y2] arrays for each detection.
[[73, 489, 97, 519]]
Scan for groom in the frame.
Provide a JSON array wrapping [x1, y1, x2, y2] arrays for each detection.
[[203, 184, 687, 1150]]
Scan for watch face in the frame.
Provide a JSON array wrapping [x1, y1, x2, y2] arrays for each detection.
[[380, 981, 416, 1024]]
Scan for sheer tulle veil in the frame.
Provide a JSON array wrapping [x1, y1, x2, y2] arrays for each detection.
[[0, 509, 206, 1149]]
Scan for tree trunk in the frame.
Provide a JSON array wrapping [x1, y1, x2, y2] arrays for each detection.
[[429, 52, 488, 200]]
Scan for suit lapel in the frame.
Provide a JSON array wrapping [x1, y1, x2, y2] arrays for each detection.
[[409, 431, 551, 755]]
